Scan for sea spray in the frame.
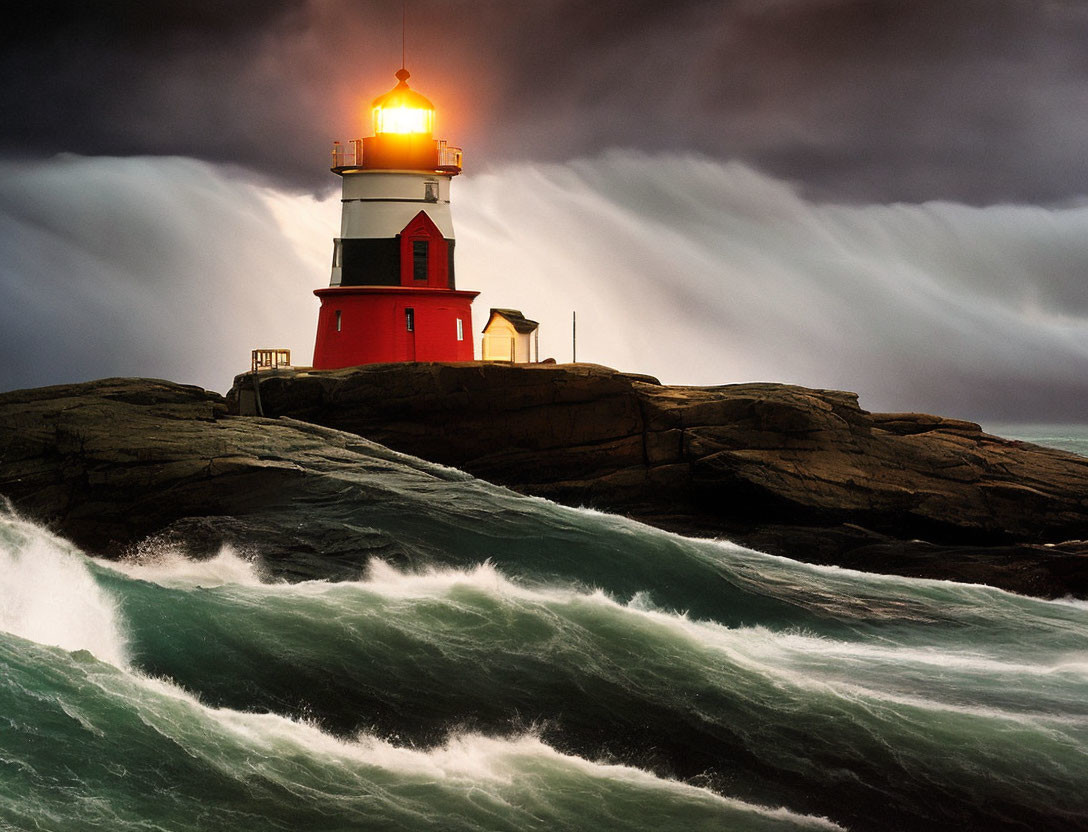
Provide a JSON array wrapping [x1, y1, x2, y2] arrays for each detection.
[[0, 510, 128, 667], [104, 541, 268, 588]]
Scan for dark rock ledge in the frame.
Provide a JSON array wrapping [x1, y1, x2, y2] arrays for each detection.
[[1, 363, 1086, 597], [229, 362, 1088, 597]]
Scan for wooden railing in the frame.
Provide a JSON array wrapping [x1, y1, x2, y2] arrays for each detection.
[[251, 349, 291, 372]]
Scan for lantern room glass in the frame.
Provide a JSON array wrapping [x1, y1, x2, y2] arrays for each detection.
[[373, 105, 434, 135], [371, 70, 435, 136]]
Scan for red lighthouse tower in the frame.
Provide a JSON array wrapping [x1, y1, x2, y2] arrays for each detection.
[[312, 68, 477, 369]]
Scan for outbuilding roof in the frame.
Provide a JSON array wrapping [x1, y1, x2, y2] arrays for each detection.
[[484, 308, 539, 334]]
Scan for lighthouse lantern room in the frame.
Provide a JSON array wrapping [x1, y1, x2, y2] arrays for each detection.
[[312, 68, 477, 369]]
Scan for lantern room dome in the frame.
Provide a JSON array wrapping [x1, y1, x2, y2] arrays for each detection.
[[371, 68, 435, 136]]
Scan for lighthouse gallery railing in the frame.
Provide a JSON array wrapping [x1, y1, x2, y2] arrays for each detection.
[[331, 139, 462, 171]]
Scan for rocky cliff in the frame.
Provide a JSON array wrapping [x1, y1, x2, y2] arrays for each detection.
[[1, 366, 1086, 597], [0, 378, 481, 579], [229, 362, 1088, 595]]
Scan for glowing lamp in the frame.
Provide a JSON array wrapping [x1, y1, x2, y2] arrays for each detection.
[[371, 68, 435, 136]]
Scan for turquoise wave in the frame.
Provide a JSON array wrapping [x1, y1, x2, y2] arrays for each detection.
[[0, 631, 839, 832], [1, 477, 1087, 831]]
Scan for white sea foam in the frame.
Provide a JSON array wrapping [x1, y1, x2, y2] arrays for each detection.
[[360, 557, 533, 599], [1, 508, 1083, 826], [98, 543, 267, 588], [126, 672, 845, 831], [115, 545, 1088, 693], [566, 501, 1039, 616], [773, 630, 1088, 678], [0, 511, 128, 667], [189, 556, 1088, 716], [341, 560, 1088, 726], [1051, 596, 1088, 611], [6, 492, 1085, 740]]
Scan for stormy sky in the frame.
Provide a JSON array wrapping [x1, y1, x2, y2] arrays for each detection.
[[3, 0, 1088, 420], [7, 0, 1088, 202]]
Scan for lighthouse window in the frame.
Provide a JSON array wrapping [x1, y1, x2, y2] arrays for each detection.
[[405, 308, 415, 332], [456, 318, 464, 341], [412, 240, 429, 282], [335, 310, 342, 332], [332, 239, 342, 268], [424, 181, 439, 203]]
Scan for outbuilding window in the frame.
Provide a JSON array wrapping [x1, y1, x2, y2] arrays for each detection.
[[456, 318, 464, 341], [335, 310, 342, 332], [405, 308, 415, 332]]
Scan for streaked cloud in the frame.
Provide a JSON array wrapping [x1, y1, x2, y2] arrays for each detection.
[[3, 153, 1087, 420]]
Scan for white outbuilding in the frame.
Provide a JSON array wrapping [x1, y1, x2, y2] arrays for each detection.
[[481, 308, 539, 363]]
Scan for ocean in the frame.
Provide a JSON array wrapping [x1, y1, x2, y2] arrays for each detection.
[[0, 426, 1086, 831], [984, 423, 1088, 459]]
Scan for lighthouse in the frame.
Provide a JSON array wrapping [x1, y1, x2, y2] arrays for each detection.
[[312, 68, 477, 369]]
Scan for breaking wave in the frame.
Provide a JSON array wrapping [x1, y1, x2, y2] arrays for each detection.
[[2, 498, 1087, 830]]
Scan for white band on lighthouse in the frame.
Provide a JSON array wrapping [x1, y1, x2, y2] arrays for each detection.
[[338, 172, 454, 241]]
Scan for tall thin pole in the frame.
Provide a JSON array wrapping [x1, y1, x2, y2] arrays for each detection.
[[572, 310, 577, 363], [402, 3, 407, 69]]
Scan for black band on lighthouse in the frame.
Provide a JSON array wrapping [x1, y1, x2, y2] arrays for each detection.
[[339, 238, 401, 286], [337, 237, 457, 287]]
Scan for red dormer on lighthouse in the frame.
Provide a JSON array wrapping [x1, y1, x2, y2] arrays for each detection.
[[312, 68, 478, 369]]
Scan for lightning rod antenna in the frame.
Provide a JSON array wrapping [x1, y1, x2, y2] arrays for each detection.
[[402, 2, 407, 70]]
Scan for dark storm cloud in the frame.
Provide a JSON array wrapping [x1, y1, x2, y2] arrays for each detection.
[[0, 0, 325, 185], [485, 0, 1088, 203], [4, 0, 1088, 202]]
